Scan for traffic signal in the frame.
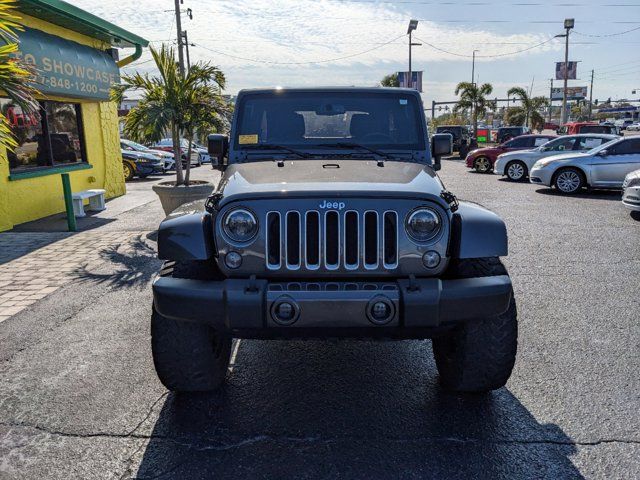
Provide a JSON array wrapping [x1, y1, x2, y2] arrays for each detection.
[[594, 99, 598, 106]]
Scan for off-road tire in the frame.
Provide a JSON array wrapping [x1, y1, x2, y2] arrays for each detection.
[[151, 261, 231, 392], [433, 258, 517, 393], [458, 144, 469, 159]]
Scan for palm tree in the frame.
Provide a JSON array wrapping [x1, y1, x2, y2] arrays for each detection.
[[111, 45, 227, 185], [453, 82, 493, 137], [506, 87, 549, 130], [0, 0, 39, 151]]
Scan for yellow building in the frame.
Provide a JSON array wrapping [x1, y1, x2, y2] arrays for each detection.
[[0, 0, 148, 231]]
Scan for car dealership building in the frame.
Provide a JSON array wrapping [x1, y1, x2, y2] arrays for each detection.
[[0, 0, 147, 231]]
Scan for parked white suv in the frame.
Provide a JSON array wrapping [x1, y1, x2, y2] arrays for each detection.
[[494, 134, 617, 181]]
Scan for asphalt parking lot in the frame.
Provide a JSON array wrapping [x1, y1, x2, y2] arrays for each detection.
[[0, 160, 638, 479]]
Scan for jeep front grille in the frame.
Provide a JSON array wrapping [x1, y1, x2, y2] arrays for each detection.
[[265, 210, 398, 271]]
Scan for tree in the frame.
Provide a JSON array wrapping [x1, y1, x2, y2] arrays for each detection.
[[111, 45, 227, 186], [0, 0, 39, 151], [506, 87, 549, 130], [453, 82, 493, 136], [380, 73, 399, 87]]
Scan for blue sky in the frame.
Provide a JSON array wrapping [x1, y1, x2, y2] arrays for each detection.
[[73, 0, 640, 105]]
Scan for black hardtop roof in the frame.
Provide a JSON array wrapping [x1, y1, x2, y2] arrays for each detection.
[[236, 86, 422, 97]]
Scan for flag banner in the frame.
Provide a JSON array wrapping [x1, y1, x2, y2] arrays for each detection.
[[555, 62, 578, 80], [397, 71, 423, 92]]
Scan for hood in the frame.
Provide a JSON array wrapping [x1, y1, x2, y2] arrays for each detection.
[[217, 159, 446, 207], [499, 149, 538, 159], [149, 149, 174, 159], [535, 151, 590, 166], [122, 150, 161, 162], [470, 146, 502, 156]]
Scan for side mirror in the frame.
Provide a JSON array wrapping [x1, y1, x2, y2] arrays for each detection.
[[597, 149, 608, 157], [208, 134, 229, 170], [431, 133, 453, 171]]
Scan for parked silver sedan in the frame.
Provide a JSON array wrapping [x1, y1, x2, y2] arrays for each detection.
[[494, 134, 616, 181], [622, 169, 640, 211], [530, 136, 640, 194]]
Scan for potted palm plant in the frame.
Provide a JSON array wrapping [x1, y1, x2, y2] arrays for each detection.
[[111, 45, 228, 215]]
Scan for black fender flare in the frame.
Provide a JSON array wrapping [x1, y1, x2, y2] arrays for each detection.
[[157, 204, 215, 261], [449, 201, 508, 259]]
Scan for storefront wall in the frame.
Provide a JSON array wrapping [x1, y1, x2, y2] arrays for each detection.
[[0, 14, 125, 231]]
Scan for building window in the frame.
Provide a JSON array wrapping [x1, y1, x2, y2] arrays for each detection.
[[2, 98, 87, 172]]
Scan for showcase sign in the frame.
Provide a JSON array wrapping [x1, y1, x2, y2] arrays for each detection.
[[14, 27, 119, 100], [555, 61, 577, 80], [551, 86, 587, 100]]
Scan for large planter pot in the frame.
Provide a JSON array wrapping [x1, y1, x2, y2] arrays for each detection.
[[152, 180, 215, 216]]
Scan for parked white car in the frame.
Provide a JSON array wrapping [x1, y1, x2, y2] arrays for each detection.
[[622, 169, 640, 211], [530, 136, 640, 194], [494, 134, 617, 181], [626, 123, 640, 132]]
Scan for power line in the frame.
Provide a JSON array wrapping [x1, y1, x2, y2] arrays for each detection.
[[195, 34, 405, 65], [574, 25, 640, 37], [413, 34, 558, 58]]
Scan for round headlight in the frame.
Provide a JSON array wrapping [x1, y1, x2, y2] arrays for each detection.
[[223, 208, 258, 242], [405, 208, 440, 242]]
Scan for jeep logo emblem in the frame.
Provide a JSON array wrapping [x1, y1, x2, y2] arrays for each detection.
[[319, 200, 345, 210]]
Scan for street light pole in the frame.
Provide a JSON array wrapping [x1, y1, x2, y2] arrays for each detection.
[[558, 18, 574, 124], [549, 78, 554, 123], [407, 19, 418, 89], [174, 0, 185, 77]]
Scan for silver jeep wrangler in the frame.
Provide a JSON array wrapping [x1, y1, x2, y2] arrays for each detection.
[[152, 87, 517, 393]]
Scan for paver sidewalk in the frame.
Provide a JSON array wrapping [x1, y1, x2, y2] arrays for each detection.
[[0, 231, 151, 323]]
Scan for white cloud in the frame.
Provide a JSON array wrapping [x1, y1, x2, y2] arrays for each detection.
[[71, 0, 559, 96]]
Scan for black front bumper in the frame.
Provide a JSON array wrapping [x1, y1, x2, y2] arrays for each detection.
[[152, 275, 512, 338]]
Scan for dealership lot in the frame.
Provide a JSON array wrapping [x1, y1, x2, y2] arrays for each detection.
[[0, 161, 638, 479]]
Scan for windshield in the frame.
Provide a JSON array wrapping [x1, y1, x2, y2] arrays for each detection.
[[235, 92, 425, 153], [587, 138, 620, 154], [122, 139, 150, 151]]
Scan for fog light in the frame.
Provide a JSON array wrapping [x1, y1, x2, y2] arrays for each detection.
[[371, 302, 390, 321], [276, 302, 294, 321], [366, 296, 395, 325], [225, 251, 242, 269], [422, 250, 441, 269], [271, 297, 300, 325]]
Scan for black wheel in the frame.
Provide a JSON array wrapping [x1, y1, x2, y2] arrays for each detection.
[[151, 261, 231, 392], [123, 162, 135, 181], [505, 160, 528, 181], [458, 145, 469, 159], [473, 156, 492, 173], [553, 167, 585, 194], [433, 258, 518, 393]]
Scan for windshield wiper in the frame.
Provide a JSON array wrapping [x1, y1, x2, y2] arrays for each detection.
[[242, 143, 310, 159], [324, 142, 394, 160]]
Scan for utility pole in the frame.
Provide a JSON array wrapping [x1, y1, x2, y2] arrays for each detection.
[[471, 50, 478, 85], [182, 30, 191, 71], [556, 18, 574, 124], [588, 69, 594, 121], [549, 78, 554, 123], [174, 0, 185, 77], [407, 19, 418, 89]]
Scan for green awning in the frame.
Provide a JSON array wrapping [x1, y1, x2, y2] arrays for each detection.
[[17, 0, 148, 49]]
